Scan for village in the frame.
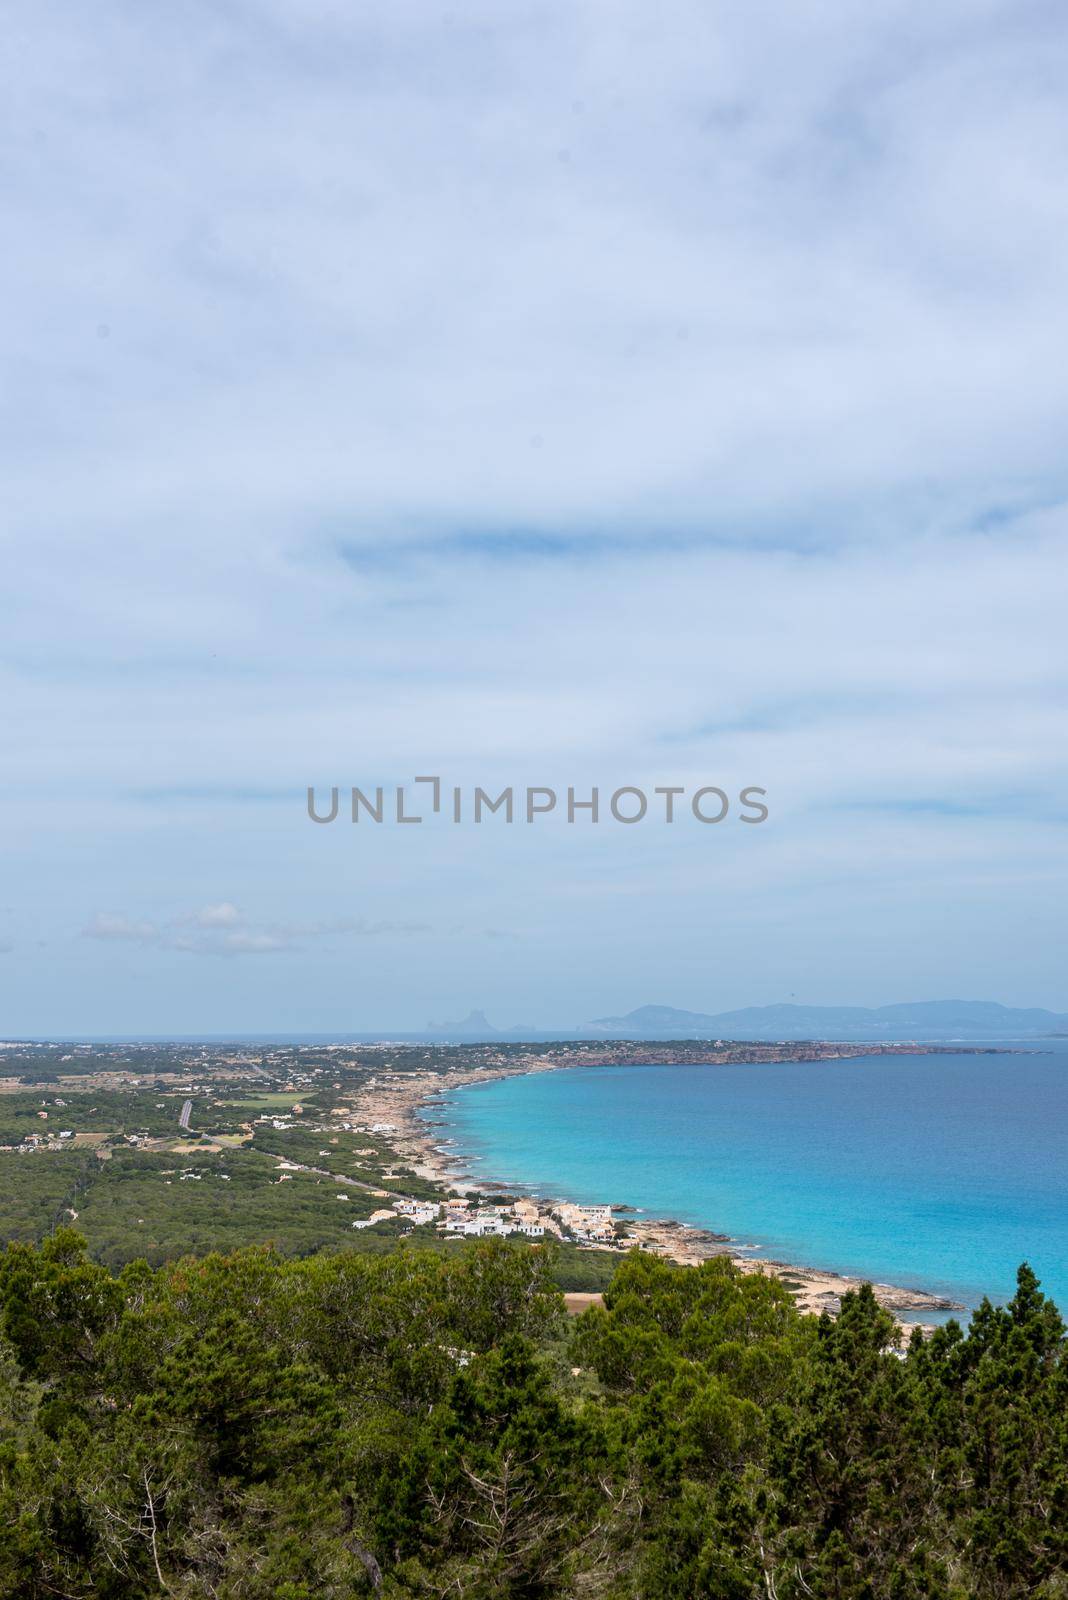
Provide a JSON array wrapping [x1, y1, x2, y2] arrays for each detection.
[[261, 1109, 621, 1245], [349, 1192, 619, 1245]]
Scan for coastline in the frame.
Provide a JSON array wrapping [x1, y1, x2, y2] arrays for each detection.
[[347, 1048, 969, 1327]]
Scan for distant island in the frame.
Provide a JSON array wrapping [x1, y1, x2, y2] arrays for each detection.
[[20, 996, 1067, 1046], [404, 997, 1068, 1043]]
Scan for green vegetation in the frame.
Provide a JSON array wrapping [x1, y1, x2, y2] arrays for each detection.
[[0, 1151, 97, 1242], [372, 1227, 622, 1292], [0, 1153, 623, 1287], [0, 1235, 1063, 1597], [543, 1239, 620, 1291], [3, 1051, 1062, 1593], [0, 1089, 191, 1141], [0, 1106, 621, 1288], [72, 1148, 382, 1268], [249, 1122, 442, 1200]]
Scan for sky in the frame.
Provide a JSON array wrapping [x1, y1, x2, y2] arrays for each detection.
[[2, 0, 1068, 1035]]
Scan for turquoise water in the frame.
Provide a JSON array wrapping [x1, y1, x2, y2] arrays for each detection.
[[433, 1045, 1068, 1314]]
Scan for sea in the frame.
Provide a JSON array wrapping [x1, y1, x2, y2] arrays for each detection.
[[427, 1041, 1068, 1320]]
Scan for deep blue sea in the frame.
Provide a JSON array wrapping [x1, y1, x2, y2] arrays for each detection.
[[432, 1043, 1068, 1317]]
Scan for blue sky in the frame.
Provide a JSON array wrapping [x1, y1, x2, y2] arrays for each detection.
[[2, 0, 1068, 1033]]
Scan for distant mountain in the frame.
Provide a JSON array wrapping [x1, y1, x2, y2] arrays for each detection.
[[51, 999, 1068, 1046], [586, 999, 1068, 1041], [374, 997, 1068, 1044], [424, 1008, 501, 1039]]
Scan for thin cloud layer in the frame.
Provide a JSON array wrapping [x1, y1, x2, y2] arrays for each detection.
[[82, 906, 432, 958], [5, 1, 1068, 547]]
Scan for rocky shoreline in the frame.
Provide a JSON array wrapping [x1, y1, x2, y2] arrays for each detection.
[[349, 1054, 966, 1328]]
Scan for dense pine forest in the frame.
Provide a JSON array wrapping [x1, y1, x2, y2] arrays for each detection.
[[0, 1232, 1063, 1598]]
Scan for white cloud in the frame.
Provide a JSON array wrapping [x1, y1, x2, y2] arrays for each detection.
[[79, 904, 433, 960], [220, 930, 289, 954], [83, 913, 159, 944], [195, 902, 242, 928]]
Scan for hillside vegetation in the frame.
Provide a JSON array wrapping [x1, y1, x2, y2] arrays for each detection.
[[0, 1234, 1063, 1598]]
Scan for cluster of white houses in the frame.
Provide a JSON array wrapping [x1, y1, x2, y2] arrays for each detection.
[[552, 1202, 616, 1243], [442, 1195, 546, 1238], [350, 1192, 619, 1245]]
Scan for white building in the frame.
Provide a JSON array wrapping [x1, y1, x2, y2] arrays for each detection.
[[463, 1216, 509, 1237], [394, 1198, 442, 1219], [556, 1202, 615, 1237]]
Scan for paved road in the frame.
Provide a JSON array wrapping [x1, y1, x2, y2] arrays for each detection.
[[178, 1099, 193, 1130]]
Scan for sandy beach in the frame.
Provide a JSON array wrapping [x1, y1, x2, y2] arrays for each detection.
[[347, 1055, 965, 1328]]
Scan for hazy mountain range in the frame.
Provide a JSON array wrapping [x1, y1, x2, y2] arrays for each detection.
[[60, 999, 1068, 1046], [419, 999, 1068, 1043]]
